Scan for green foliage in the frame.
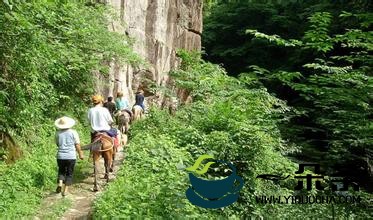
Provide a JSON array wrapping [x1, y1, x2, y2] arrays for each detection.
[[93, 53, 370, 218], [172, 50, 237, 101], [246, 11, 372, 187], [0, 1, 140, 135], [303, 12, 333, 53], [0, 1, 140, 217], [94, 131, 217, 218], [0, 122, 91, 218], [203, 0, 372, 74], [204, 0, 372, 190], [246, 30, 303, 47], [203, 1, 311, 74]]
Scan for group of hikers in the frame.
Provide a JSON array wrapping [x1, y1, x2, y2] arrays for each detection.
[[53, 89, 145, 196], [104, 90, 145, 117]]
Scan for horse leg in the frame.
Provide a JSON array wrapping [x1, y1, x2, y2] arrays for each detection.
[[135, 110, 139, 120], [131, 112, 135, 121], [132, 109, 137, 121], [125, 121, 129, 134], [111, 149, 115, 172], [103, 159, 108, 180], [119, 118, 124, 135], [124, 134, 128, 146], [93, 154, 98, 192], [108, 151, 113, 180], [103, 152, 112, 183]]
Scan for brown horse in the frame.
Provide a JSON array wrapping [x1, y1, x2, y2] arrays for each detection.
[[132, 105, 144, 121], [88, 133, 115, 191], [116, 110, 131, 134]]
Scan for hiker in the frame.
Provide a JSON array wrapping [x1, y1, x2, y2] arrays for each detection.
[[55, 116, 84, 196], [115, 91, 130, 111], [134, 89, 145, 111], [104, 96, 116, 117], [88, 95, 117, 141]]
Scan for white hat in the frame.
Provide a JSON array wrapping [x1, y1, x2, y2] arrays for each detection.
[[54, 116, 76, 129]]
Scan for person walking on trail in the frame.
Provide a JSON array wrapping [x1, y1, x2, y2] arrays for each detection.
[[134, 89, 145, 111], [88, 95, 117, 142], [55, 116, 84, 196], [115, 92, 130, 111], [104, 96, 116, 117]]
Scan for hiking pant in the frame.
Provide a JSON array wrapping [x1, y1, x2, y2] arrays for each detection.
[[57, 159, 76, 186]]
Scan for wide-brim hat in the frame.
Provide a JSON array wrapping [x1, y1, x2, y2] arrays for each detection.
[[54, 116, 76, 129]]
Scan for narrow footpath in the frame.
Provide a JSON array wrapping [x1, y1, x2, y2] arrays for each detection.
[[34, 135, 127, 220]]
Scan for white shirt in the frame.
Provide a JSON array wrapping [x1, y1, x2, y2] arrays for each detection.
[[88, 105, 113, 131]]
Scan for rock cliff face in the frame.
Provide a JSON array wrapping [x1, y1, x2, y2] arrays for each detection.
[[95, 0, 202, 106]]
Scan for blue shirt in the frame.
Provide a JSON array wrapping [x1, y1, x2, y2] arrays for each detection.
[[55, 129, 80, 160], [135, 93, 144, 105], [115, 98, 129, 110]]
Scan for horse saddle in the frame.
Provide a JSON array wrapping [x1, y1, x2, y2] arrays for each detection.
[[117, 109, 132, 118], [94, 132, 113, 144], [81, 133, 113, 151]]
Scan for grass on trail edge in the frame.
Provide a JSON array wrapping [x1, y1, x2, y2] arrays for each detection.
[[0, 120, 91, 218]]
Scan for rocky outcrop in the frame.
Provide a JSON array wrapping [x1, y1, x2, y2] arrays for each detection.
[[95, 0, 202, 106], [0, 132, 22, 164]]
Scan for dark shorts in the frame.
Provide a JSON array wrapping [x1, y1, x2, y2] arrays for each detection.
[[57, 159, 76, 185]]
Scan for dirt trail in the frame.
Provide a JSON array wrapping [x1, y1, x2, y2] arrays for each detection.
[[34, 137, 127, 220]]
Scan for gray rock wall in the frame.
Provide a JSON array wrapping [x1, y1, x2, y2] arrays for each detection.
[[95, 0, 202, 106]]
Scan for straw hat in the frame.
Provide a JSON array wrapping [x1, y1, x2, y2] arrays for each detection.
[[54, 116, 76, 129], [92, 95, 103, 104]]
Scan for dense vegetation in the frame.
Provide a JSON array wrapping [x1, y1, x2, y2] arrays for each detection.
[[0, 1, 139, 135], [0, 1, 138, 218], [93, 52, 371, 218], [203, 0, 372, 191], [0, 123, 91, 217], [1, 0, 371, 218]]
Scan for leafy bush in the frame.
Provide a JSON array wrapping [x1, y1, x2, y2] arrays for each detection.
[[203, 0, 372, 191], [0, 1, 140, 135], [0, 122, 91, 218], [94, 130, 219, 218], [246, 11, 373, 189], [94, 53, 371, 218], [0, 1, 139, 217]]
